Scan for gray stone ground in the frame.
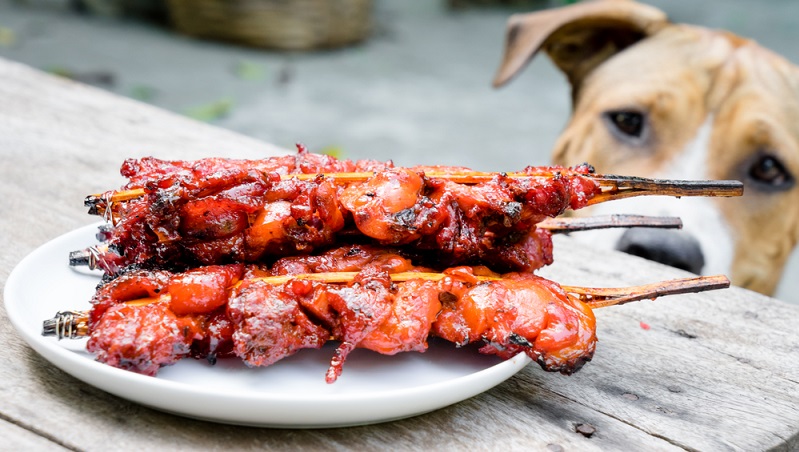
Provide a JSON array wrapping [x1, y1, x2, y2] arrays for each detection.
[[1, 0, 797, 303]]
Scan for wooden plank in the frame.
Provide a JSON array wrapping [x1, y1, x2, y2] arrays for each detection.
[[0, 349, 685, 451], [1, 56, 798, 450], [0, 418, 72, 451], [540, 238, 799, 451]]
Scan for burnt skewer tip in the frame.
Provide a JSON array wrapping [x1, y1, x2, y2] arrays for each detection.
[[591, 176, 744, 204], [84, 194, 103, 208], [84, 194, 111, 217], [68, 246, 103, 270], [69, 249, 91, 267], [42, 311, 89, 339]]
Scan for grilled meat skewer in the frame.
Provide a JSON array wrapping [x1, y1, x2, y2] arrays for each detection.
[[45, 245, 729, 383]]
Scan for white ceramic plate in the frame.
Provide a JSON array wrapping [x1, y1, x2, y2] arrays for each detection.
[[5, 223, 532, 428]]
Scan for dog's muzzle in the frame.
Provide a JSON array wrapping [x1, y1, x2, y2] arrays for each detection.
[[615, 229, 705, 275]]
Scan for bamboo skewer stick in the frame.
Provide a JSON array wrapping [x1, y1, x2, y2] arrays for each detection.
[[42, 274, 729, 339], [240, 271, 500, 286], [83, 171, 744, 215], [588, 176, 743, 205], [565, 275, 731, 308], [538, 215, 682, 232]]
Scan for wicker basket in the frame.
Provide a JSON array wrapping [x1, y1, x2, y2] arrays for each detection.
[[167, 0, 373, 50]]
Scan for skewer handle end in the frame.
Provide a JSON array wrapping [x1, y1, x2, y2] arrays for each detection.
[[69, 249, 92, 268], [68, 246, 107, 270], [42, 311, 89, 339]]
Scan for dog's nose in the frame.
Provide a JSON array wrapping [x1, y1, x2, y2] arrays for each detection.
[[615, 229, 705, 274]]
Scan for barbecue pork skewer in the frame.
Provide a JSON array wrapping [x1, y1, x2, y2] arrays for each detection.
[[83, 145, 742, 215], [69, 214, 684, 277], [75, 150, 739, 276], [44, 245, 729, 383]]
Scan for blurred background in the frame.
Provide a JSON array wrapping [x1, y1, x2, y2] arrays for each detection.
[[4, 0, 799, 169], [1, 0, 797, 301]]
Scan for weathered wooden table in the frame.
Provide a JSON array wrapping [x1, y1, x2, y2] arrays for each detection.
[[1, 57, 798, 451]]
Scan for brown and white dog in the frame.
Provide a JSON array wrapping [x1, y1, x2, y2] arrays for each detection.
[[493, 0, 799, 297]]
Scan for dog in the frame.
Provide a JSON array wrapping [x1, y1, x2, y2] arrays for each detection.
[[492, 0, 799, 297]]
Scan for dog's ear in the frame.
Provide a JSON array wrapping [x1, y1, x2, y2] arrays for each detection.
[[493, 0, 668, 90]]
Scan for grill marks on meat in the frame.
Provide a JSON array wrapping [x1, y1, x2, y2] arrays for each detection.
[[84, 246, 597, 381], [228, 280, 329, 368], [322, 268, 394, 383], [94, 153, 599, 275]]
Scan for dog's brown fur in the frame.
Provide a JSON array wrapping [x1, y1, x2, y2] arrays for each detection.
[[494, 0, 799, 296]]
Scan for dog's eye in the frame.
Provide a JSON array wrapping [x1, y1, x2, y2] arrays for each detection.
[[748, 154, 794, 190], [605, 111, 645, 139]]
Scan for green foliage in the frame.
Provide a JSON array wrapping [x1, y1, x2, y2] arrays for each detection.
[[130, 85, 157, 101], [320, 146, 345, 159], [0, 27, 15, 47], [233, 61, 266, 81], [185, 98, 234, 122]]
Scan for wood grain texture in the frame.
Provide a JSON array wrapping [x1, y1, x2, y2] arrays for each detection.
[[1, 56, 798, 451], [0, 418, 71, 451]]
